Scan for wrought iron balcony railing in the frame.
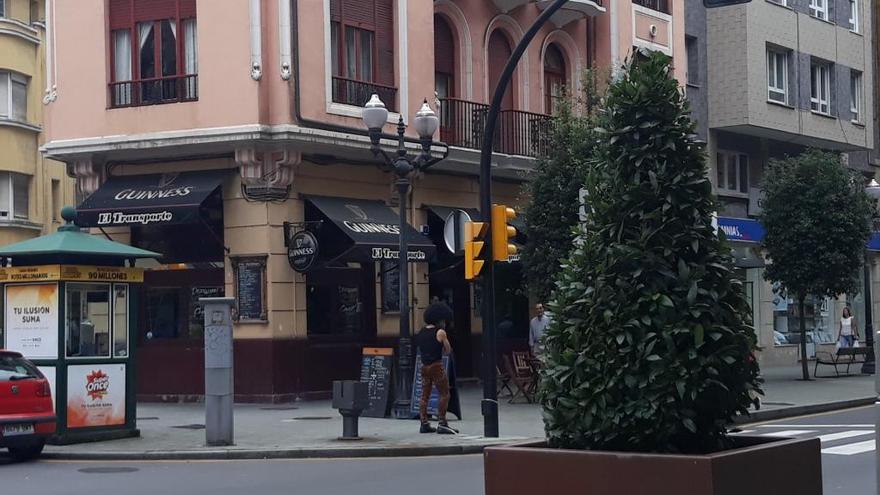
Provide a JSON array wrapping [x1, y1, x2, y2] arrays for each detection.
[[332, 76, 398, 112], [439, 98, 553, 159], [109, 74, 198, 108]]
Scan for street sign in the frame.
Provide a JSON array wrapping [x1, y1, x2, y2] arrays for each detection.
[[444, 209, 472, 254]]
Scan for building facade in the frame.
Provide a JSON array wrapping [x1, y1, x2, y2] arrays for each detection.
[[0, 0, 74, 245], [685, 0, 879, 366], [42, 0, 685, 401]]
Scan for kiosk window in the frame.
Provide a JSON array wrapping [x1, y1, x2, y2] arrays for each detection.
[[113, 284, 128, 357], [66, 283, 111, 358]]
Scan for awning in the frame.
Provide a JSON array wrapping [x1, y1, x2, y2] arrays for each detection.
[[306, 195, 436, 263], [77, 170, 227, 228]]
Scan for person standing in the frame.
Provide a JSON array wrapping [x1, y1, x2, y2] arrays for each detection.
[[838, 307, 860, 347], [414, 302, 457, 434], [529, 303, 551, 356]]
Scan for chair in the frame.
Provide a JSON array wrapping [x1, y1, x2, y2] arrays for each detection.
[[497, 365, 514, 398], [504, 352, 537, 404]]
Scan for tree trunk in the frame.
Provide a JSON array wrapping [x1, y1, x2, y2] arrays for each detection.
[[798, 294, 811, 380]]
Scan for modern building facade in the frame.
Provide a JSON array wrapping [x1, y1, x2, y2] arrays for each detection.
[[685, 0, 879, 366], [0, 0, 74, 245], [42, 0, 685, 401]]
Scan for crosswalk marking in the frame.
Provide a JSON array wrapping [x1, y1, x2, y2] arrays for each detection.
[[817, 431, 873, 444], [758, 429, 815, 437], [821, 439, 876, 456]]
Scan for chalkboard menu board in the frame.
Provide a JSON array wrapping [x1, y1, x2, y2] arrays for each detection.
[[381, 261, 400, 313], [232, 257, 267, 322], [359, 347, 393, 418], [409, 353, 461, 420]]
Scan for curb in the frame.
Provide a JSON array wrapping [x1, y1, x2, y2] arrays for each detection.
[[36, 399, 875, 461], [41, 442, 509, 461], [734, 397, 876, 425]]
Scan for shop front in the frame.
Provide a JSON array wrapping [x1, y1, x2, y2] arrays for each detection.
[[75, 170, 229, 401]]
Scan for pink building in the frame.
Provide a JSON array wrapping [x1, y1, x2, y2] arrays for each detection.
[[42, 0, 684, 401]]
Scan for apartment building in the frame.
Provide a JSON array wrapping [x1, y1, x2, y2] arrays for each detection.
[[685, 0, 877, 365], [0, 0, 74, 245], [41, 0, 684, 401]]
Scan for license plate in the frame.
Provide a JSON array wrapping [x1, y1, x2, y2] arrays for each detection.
[[2, 423, 34, 437]]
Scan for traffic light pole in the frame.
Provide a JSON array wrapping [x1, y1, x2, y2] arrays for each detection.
[[478, 0, 568, 438]]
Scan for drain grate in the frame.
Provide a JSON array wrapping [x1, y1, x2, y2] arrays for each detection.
[[137, 417, 160, 421], [289, 416, 333, 421], [171, 423, 206, 430], [761, 402, 796, 406], [260, 406, 299, 411], [78, 467, 140, 474]]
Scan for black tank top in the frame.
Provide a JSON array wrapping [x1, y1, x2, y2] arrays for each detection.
[[415, 326, 443, 365]]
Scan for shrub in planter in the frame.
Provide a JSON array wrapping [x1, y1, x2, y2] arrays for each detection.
[[539, 52, 762, 455]]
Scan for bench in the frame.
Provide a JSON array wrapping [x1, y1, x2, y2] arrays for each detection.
[[814, 347, 871, 378]]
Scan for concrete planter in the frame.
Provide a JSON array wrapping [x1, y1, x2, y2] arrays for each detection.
[[484, 436, 821, 495]]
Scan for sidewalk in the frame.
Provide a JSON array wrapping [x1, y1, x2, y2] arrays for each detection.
[[41, 366, 876, 460]]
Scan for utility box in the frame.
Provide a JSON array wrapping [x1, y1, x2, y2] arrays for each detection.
[[201, 297, 235, 446]]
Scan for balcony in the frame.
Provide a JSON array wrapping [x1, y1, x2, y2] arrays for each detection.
[[109, 75, 198, 109], [331, 77, 398, 113], [633, 0, 670, 14], [439, 98, 552, 159]]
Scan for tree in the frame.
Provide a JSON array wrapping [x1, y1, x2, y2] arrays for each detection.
[[760, 149, 873, 380], [540, 52, 761, 455], [521, 71, 602, 302]]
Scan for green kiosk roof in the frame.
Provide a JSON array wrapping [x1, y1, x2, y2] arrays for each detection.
[[0, 207, 160, 266]]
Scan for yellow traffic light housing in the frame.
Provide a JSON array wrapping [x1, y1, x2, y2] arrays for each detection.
[[464, 221, 487, 280], [491, 204, 517, 262]]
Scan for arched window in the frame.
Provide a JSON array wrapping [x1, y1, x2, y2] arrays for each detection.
[[544, 43, 566, 115], [487, 30, 514, 110], [434, 15, 456, 99]]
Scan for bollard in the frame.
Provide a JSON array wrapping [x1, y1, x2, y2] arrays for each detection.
[[332, 380, 368, 440], [201, 297, 236, 446]]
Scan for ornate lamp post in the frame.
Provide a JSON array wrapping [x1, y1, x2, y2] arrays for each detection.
[[362, 95, 441, 418]]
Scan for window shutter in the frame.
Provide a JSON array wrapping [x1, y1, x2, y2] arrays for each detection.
[[109, 0, 132, 30], [375, 0, 394, 87], [488, 31, 514, 109], [133, 0, 178, 21], [180, 0, 196, 18], [330, 0, 341, 22], [342, 0, 376, 28], [434, 16, 455, 77]]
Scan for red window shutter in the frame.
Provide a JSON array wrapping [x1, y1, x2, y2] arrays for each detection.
[[434, 16, 455, 77], [179, 0, 196, 18], [108, 0, 132, 30], [488, 30, 514, 110], [375, 0, 394, 87], [342, 0, 376, 28], [330, 0, 341, 22], [133, 0, 177, 21]]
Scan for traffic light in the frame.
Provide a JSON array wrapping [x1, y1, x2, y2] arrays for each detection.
[[464, 221, 487, 280], [491, 204, 517, 262], [703, 0, 751, 7]]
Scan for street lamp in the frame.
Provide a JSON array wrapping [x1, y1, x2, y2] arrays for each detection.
[[862, 180, 880, 376], [362, 95, 440, 419]]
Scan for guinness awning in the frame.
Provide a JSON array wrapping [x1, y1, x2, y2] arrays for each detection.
[[77, 170, 227, 228], [306, 195, 436, 263]]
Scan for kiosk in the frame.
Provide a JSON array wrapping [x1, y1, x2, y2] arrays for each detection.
[[0, 207, 160, 444]]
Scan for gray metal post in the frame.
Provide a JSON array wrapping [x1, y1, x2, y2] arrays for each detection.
[[201, 297, 235, 446]]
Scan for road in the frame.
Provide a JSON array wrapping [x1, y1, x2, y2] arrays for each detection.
[[0, 407, 875, 494]]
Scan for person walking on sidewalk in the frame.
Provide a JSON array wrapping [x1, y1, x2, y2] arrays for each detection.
[[529, 303, 551, 356], [415, 302, 457, 435], [838, 307, 860, 348]]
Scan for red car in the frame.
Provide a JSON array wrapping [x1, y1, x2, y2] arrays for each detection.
[[0, 350, 56, 461]]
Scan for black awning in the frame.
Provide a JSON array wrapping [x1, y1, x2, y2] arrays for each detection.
[[306, 195, 436, 263], [77, 170, 227, 228]]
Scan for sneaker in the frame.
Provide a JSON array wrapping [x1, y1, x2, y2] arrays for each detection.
[[420, 422, 436, 434], [437, 422, 458, 435]]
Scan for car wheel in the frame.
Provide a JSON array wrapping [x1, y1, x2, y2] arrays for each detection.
[[8, 440, 45, 461]]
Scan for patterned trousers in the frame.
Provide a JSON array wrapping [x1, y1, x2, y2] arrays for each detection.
[[419, 361, 450, 423]]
